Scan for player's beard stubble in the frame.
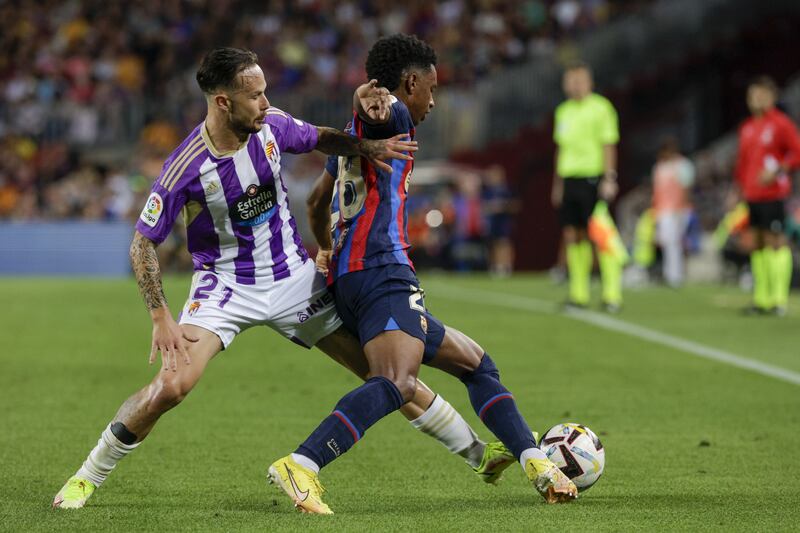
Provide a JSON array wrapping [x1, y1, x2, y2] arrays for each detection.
[[227, 100, 261, 138]]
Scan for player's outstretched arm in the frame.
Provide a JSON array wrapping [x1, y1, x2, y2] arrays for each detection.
[[315, 127, 417, 173], [306, 169, 336, 275], [129, 231, 197, 371]]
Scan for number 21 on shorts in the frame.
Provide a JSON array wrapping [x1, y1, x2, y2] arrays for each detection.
[[192, 273, 234, 308]]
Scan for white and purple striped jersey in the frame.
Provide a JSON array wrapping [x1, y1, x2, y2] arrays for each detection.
[[135, 108, 318, 284]]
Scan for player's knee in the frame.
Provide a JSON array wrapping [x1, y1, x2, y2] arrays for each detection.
[[148, 374, 191, 413], [392, 374, 418, 403], [460, 353, 500, 384]]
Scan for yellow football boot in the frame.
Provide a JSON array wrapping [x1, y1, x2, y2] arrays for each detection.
[[525, 457, 578, 503], [473, 441, 515, 484], [474, 432, 539, 485], [52, 476, 96, 509], [268, 455, 333, 515]]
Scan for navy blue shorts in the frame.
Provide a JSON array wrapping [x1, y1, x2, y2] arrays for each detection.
[[332, 264, 445, 363]]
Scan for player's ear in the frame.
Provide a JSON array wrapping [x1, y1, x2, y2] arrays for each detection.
[[405, 72, 417, 95], [213, 93, 231, 112]]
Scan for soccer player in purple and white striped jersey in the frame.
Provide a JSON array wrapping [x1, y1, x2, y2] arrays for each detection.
[[53, 48, 510, 510]]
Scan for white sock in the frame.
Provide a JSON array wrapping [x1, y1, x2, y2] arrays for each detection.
[[291, 453, 320, 474], [409, 395, 485, 468], [519, 447, 548, 469], [75, 424, 140, 487]]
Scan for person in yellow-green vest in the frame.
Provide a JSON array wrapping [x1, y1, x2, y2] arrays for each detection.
[[551, 62, 621, 312]]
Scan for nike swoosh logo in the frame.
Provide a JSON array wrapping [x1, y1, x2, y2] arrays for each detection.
[[285, 465, 309, 502]]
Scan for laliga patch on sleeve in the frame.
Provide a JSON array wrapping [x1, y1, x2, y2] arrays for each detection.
[[293, 118, 305, 127], [139, 192, 164, 227]]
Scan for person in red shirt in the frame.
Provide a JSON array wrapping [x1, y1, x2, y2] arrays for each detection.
[[734, 76, 800, 315]]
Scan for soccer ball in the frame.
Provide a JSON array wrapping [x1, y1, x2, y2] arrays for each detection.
[[539, 423, 605, 491]]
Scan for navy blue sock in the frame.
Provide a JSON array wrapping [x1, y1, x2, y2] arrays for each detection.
[[460, 353, 536, 458], [295, 376, 404, 468]]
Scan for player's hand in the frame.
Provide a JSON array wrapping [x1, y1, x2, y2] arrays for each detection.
[[357, 79, 391, 122], [315, 249, 333, 276], [358, 133, 418, 173], [599, 177, 618, 201], [149, 314, 198, 371], [758, 168, 778, 185]]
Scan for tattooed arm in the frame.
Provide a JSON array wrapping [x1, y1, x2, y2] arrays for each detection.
[[315, 127, 417, 173], [130, 231, 196, 370], [130, 231, 168, 312]]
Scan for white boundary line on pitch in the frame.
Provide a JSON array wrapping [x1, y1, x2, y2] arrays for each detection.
[[427, 283, 800, 387]]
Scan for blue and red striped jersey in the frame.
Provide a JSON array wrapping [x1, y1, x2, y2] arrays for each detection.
[[327, 97, 416, 282]]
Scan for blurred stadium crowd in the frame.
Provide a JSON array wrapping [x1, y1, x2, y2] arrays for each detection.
[[0, 0, 648, 222], [2, 0, 799, 287]]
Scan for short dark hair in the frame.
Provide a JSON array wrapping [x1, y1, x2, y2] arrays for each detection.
[[365, 34, 437, 91], [749, 75, 779, 97], [196, 47, 259, 94]]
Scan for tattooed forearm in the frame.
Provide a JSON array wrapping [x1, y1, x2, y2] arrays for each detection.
[[315, 126, 387, 162], [315, 127, 361, 156], [130, 232, 167, 312]]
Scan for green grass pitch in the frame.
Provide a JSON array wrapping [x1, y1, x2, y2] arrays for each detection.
[[1, 275, 798, 532]]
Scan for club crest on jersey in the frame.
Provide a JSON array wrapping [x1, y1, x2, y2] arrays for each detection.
[[139, 192, 163, 227], [264, 140, 278, 162], [230, 182, 277, 227]]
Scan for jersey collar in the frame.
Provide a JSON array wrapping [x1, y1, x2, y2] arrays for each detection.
[[201, 121, 250, 158]]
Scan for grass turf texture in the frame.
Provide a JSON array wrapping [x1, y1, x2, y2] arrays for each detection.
[[1, 274, 798, 532]]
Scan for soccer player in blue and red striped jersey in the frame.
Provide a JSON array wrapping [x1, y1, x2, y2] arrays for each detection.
[[268, 34, 578, 513], [326, 89, 416, 278]]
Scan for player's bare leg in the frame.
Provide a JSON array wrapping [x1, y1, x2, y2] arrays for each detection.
[[316, 327, 432, 416], [109, 325, 222, 438], [316, 326, 434, 417], [53, 325, 222, 509]]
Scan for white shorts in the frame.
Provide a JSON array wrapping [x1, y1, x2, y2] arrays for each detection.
[[178, 260, 342, 349]]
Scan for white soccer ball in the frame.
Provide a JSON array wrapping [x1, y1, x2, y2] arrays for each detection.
[[539, 422, 605, 491]]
